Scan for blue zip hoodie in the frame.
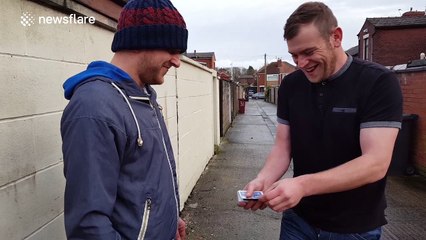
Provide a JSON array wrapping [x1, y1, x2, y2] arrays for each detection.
[[63, 61, 132, 99], [61, 61, 180, 240]]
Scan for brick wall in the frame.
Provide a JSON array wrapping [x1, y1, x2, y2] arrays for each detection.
[[258, 73, 266, 89], [397, 69, 426, 175], [373, 28, 426, 66], [193, 58, 215, 69], [278, 63, 297, 74]]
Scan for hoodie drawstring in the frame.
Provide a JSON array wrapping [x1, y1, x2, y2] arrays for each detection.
[[111, 82, 143, 147]]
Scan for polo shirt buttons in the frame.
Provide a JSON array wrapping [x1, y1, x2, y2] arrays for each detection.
[[321, 81, 327, 86]]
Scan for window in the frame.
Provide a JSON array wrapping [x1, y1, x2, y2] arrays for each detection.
[[363, 34, 369, 61]]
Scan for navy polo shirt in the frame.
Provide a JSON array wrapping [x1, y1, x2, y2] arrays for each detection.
[[277, 56, 403, 233]]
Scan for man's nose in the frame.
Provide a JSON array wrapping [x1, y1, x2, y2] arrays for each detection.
[[297, 56, 309, 68], [170, 54, 181, 68]]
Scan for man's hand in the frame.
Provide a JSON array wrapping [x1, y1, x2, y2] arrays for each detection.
[[175, 217, 186, 240], [263, 178, 305, 212], [237, 178, 268, 211]]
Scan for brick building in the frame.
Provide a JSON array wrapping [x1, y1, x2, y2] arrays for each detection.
[[184, 51, 216, 69], [256, 59, 296, 92], [357, 10, 426, 66], [237, 74, 256, 87], [396, 61, 426, 175]]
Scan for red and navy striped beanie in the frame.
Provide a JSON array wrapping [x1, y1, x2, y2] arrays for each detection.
[[111, 0, 188, 53]]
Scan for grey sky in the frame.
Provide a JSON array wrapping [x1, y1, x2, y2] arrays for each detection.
[[173, 0, 425, 69]]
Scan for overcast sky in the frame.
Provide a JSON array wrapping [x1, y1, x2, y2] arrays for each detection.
[[173, 0, 425, 69]]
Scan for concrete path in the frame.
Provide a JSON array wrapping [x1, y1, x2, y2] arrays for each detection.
[[181, 99, 426, 240]]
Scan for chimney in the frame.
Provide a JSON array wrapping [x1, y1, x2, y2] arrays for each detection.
[[402, 10, 425, 17], [194, 50, 197, 58]]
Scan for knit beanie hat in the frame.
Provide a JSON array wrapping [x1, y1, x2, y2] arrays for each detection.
[[111, 0, 188, 53]]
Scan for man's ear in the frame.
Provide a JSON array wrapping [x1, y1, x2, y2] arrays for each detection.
[[330, 27, 343, 48]]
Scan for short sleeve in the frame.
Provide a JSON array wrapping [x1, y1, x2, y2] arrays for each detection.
[[360, 71, 403, 129], [277, 76, 290, 125]]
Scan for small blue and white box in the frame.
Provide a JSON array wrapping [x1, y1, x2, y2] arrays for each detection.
[[237, 190, 263, 202]]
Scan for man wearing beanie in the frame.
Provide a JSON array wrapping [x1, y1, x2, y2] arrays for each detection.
[[61, 0, 188, 239]]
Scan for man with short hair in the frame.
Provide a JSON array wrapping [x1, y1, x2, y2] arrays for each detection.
[[61, 0, 188, 239], [239, 2, 402, 239]]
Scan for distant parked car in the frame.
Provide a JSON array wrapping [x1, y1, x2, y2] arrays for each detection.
[[248, 90, 254, 96], [252, 92, 265, 99]]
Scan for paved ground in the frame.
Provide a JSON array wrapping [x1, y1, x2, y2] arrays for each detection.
[[181, 99, 426, 240]]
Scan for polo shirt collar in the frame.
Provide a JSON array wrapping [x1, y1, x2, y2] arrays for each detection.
[[321, 54, 353, 84]]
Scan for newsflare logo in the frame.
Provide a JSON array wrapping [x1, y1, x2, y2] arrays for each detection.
[[20, 12, 96, 27], [21, 12, 35, 27]]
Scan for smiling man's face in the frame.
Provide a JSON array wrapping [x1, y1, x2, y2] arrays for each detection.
[[287, 23, 338, 83], [137, 50, 181, 85]]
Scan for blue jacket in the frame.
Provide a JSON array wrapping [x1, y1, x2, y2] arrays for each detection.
[[61, 61, 180, 240]]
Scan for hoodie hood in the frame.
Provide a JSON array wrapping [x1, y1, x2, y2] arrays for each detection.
[[63, 61, 133, 100]]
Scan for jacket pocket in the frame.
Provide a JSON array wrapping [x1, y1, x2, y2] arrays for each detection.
[[137, 198, 152, 240]]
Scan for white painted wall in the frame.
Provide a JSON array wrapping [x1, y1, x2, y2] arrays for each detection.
[[1, 1, 113, 239], [169, 58, 219, 205], [1, 1, 219, 239], [154, 58, 220, 206]]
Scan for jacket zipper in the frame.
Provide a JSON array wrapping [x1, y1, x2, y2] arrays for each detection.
[[149, 101, 180, 227], [137, 198, 152, 240], [131, 93, 180, 235]]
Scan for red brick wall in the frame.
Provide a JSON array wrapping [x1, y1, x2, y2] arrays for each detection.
[[194, 59, 215, 69], [397, 70, 426, 174], [258, 73, 266, 90], [373, 28, 426, 66], [279, 63, 296, 74]]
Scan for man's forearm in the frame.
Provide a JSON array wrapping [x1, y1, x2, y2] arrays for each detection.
[[295, 155, 387, 197], [257, 145, 291, 187]]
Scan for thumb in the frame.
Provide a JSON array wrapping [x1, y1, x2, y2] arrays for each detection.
[[245, 183, 257, 198]]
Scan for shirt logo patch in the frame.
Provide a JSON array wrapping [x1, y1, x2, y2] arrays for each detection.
[[332, 107, 357, 113]]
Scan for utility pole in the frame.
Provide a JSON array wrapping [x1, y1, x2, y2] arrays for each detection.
[[230, 62, 233, 81]]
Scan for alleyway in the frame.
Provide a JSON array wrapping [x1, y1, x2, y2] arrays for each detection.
[[181, 100, 426, 240]]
